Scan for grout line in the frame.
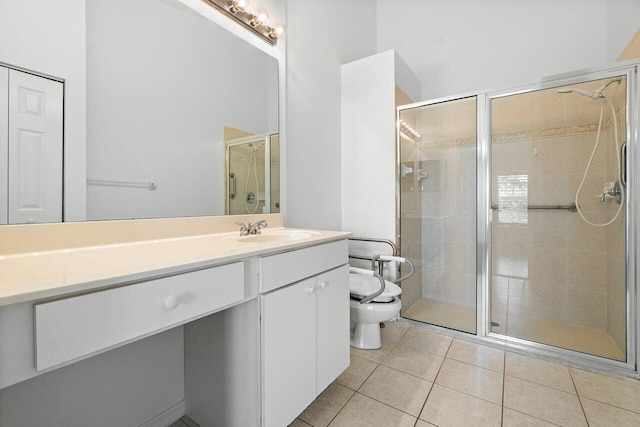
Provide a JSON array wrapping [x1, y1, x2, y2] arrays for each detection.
[[503, 408, 563, 427], [569, 369, 591, 426], [433, 382, 503, 407], [353, 391, 421, 420], [504, 373, 577, 395], [414, 335, 455, 423], [323, 388, 356, 427]]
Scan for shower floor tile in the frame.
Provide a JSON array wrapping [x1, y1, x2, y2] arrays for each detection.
[[292, 324, 637, 427], [403, 297, 476, 333], [404, 297, 625, 360]]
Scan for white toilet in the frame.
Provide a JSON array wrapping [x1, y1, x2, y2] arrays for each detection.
[[349, 273, 402, 350]]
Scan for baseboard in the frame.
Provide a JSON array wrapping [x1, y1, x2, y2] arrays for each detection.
[[139, 400, 186, 427]]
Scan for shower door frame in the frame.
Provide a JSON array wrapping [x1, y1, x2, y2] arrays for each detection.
[[226, 133, 273, 215], [396, 59, 640, 376]]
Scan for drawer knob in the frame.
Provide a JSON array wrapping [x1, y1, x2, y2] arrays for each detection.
[[164, 296, 179, 310], [306, 286, 316, 294], [318, 281, 328, 289]]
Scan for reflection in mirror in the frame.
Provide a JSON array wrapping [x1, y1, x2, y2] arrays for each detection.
[[226, 133, 280, 215], [86, 0, 278, 221], [0, 0, 278, 224]]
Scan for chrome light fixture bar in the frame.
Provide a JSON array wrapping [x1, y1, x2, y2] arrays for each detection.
[[201, 0, 285, 46]]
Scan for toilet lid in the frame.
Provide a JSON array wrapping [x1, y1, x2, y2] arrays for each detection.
[[349, 273, 402, 303]]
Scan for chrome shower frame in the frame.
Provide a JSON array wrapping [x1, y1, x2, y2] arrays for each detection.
[[225, 133, 275, 215], [396, 59, 640, 376]]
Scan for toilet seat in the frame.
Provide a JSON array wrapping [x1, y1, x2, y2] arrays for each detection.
[[349, 273, 402, 303]]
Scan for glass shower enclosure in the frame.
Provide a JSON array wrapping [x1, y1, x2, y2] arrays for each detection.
[[397, 62, 638, 372], [226, 133, 280, 215]]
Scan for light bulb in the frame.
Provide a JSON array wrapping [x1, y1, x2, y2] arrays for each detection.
[[256, 9, 270, 26], [270, 24, 285, 38], [229, 0, 249, 13]]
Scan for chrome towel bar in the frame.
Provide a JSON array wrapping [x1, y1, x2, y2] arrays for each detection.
[[491, 203, 577, 212]]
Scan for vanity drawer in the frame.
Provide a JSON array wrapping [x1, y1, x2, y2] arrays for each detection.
[[260, 240, 348, 293], [35, 262, 244, 371]]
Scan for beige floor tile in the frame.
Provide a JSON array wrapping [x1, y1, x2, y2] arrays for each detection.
[[504, 376, 587, 427], [404, 298, 477, 333], [380, 321, 410, 343], [570, 368, 640, 413], [505, 352, 575, 393], [350, 339, 398, 364], [419, 384, 502, 427], [446, 338, 505, 373], [398, 327, 453, 356], [435, 358, 503, 404], [415, 420, 437, 427], [381, 343, 444, 381], [328, 393, 416, 427], [581, 397, 640, 427], [288, 419, 312, 427], [335, 354, 378, 391], [502, 408, 558, 426], [358, 365, 432, 417], [299, 382, 354, 427]]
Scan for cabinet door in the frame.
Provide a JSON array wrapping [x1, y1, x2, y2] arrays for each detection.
[[262, 278, 317, 427], [316, 265, 350, 394], [0, 66, 7, 224], [8, 69, 63, 224]]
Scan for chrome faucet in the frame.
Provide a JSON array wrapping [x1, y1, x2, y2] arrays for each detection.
[[248, 220, 267, 235], [234, 221, 250, 236]]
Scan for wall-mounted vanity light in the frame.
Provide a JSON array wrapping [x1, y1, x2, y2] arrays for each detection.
[[202, 0, 285, 45]]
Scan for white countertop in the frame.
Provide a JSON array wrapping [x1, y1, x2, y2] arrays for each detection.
[[0, 227, 350, 307]]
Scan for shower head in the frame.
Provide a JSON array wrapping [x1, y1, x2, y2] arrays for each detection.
[[557, 78, 622, 99], [593, 77, 622, 98], [248, 141, 265, 152], [557, 88, 599, 99]]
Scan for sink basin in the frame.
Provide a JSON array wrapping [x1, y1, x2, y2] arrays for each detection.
[[238, 231, 317, 243]]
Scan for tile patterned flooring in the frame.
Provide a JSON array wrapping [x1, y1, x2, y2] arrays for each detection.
[[405, 297, 625, 361], [291, 322, 640, 427]]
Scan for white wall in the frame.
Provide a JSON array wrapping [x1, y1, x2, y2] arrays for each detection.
[[86, 0, 278, 220], [284, 0, 377, 230], [375, 0, 639, 100], [0, 0, 86, 221]]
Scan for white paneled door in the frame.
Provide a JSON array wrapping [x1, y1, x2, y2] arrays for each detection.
[[7, 68, 63, 224]]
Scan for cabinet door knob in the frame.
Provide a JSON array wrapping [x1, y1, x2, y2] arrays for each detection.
[[164, 295, 179, 310], [27, 218, 35, 224], [318, 281, 328, 289], [306, 286, 316, 294]]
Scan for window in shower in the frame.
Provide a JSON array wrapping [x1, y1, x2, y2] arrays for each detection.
[[398, 96, 477, 334], [497, 174, 528, 224], [489, 76, 627, 361]]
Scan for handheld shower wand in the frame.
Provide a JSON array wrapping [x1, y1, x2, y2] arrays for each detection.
[[557, 78, 624, 227], [557, 77, 622, 99]]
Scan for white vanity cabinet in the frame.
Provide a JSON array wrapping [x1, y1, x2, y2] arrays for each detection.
[[260, 241, 349, 427]]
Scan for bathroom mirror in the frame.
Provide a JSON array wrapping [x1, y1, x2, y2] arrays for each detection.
[[1, 0, 279, 223]]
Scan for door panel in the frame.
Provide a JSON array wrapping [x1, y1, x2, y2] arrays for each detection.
[[316, 265, 349, 394], [8, 69, 63, 224]]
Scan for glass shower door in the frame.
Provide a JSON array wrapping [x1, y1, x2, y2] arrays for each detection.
[[489, 76, 627, 361], [398, 97, 477, 333], [227, 135, 268, 215]]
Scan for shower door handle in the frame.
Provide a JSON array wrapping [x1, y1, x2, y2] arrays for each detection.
[[229, 172, 237, 199], [620, 142, 627, 188]]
